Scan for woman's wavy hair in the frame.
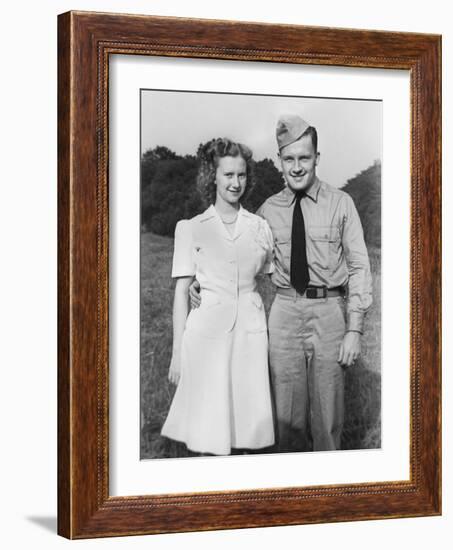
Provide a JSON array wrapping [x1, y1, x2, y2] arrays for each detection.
[[196, 138, 255, 207]]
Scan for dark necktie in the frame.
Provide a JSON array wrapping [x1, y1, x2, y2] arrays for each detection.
[[290, 192, 310, 294]]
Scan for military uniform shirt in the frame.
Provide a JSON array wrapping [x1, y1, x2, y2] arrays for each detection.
[[256, 178, 373, 333]]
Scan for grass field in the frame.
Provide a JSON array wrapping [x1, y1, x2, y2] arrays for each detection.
[[140, 232, 381, 458]]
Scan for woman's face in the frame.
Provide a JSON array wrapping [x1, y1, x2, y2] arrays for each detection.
[[214, 155, 247, 206]]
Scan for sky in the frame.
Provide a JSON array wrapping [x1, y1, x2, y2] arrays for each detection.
[[141, 90, 382, 188]]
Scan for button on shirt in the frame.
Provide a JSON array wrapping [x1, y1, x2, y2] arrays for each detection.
[[256, 178, 373, 333]]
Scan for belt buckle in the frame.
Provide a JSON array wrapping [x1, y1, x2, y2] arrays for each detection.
[[306, 286, 327, 299]]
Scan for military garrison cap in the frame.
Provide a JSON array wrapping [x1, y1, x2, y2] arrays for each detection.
[[276, 114, 310, 150]]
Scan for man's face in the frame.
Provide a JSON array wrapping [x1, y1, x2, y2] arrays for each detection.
[[279, 134, 319, 193]]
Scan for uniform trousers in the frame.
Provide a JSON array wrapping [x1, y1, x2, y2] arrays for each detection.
[[268, 290, 346, 452]]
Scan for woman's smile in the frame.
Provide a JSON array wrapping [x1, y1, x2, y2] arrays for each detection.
[[215, 155, 247, 205]]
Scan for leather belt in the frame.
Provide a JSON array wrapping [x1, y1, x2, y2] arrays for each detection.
[[276, 286, 345, 299]]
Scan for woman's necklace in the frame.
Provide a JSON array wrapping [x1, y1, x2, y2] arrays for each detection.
[[220, 214, 238, 225]]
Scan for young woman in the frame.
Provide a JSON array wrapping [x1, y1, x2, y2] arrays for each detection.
[[161, 138, 275, 455]]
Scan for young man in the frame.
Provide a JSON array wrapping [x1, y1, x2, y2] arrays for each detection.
[[256, 114, 372, 452]]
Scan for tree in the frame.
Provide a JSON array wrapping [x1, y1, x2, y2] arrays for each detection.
[[342, 161, 381, 248], [243, 158, 285, 212], [141, 146, 178, 193], [143, 157, 201, 236]]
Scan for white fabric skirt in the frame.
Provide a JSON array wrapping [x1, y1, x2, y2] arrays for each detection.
[[161, 326, 275, 455]]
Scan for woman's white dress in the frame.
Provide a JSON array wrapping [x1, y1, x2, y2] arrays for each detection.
[[161, 205, 275, 455]]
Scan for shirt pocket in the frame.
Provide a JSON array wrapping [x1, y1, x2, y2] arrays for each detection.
[[273, 228, 291, 274], [307, 225, 341, 272]]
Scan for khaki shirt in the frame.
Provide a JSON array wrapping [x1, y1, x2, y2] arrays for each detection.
[[256, 178, 373, 333]]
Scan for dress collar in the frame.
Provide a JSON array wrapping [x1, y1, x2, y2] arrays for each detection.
[[201, 204, 249, 240], [201, 203, 250, 220], [199, 204, 217, 221]]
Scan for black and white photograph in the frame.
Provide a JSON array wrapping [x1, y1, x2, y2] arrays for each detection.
[[140, 90, 382, 460]]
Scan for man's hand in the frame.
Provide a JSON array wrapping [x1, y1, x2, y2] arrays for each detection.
[[189, 279, 201, 309], [338, 331, 361, 367]]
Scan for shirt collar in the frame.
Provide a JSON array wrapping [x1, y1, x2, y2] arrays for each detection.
[[283, 177, 321, 206]]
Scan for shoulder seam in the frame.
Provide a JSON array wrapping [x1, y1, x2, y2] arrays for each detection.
[[263, 190, 284, 205]]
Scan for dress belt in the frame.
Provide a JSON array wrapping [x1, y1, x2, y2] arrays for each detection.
[[276, 286, 345, 299]]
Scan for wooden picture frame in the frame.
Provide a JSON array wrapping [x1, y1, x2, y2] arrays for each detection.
[[58, 10, 441, 539]]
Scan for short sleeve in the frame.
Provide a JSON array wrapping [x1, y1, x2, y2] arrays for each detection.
[[261, 219, 275, 275], [171, 220, 196, 278]]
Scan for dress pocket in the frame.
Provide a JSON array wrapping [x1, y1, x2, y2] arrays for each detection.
[[185, 296, 230, 338], [251, 293, 263, 309], [202, 292, 221, 309], [246, 294, 267, 333]]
